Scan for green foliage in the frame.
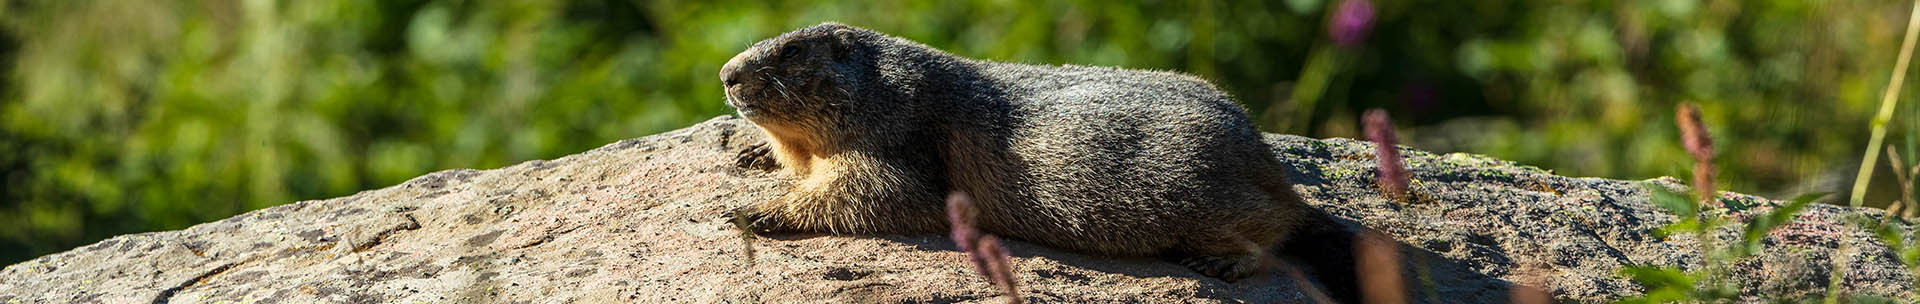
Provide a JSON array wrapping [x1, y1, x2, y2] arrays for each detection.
[[0, 0, 1914, 267], [1848, 295, 1907, 304], [1642, 183, 1706, 241], [1614, 266, 1707, 303], [0, 0, 725, 263], [1871, 220, 1920, 271], [1620, 183, 1822, 303], [1614, 264, 1741, 303], [1869, 194, 1920, 302], [1646, 183, 1699, 218], [1735, 192, 1825, 258]]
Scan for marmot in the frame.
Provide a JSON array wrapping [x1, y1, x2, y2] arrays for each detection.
[[722, 22, 1360, 300]]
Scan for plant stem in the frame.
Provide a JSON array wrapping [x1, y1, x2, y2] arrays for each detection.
[[1852, 0, 1920, 209], [1286, 46, 1339, 133], [1835, 2, 1920, 302]]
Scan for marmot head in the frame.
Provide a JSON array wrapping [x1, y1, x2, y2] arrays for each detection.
[[720, 22, 880, 129]]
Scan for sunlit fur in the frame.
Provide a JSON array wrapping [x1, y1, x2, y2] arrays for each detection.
[[720, 23, 1356, 295]]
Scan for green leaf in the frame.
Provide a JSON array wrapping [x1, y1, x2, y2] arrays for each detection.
[[1904, 244, 1920, 267], [1694, 282, 1740, 301], [1872, 221, 1920, 267], [1873, 221, 1904, 248], [1848, 294, 1903, 304], [1735, 192, 1828, 257], [1654, 218, 1701, 238], [1642, 182, 1697, 219], [1617, 266, 1695, 303], [1620, 266, 1693, 288]]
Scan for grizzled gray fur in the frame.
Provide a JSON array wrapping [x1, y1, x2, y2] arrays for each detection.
[[719, 22, 1359, 300]]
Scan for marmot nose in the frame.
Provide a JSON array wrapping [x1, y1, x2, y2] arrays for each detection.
[[720, 54, 748, 88], [720, 67, 742, 87]]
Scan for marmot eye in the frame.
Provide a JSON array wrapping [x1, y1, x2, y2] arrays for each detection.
[[779, 45, 804, 60]]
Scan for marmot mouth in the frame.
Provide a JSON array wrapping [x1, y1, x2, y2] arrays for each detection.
[[724, 94, 749, 109], [727, 98, 762, 116]]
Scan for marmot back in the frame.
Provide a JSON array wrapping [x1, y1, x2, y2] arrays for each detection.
[[719, 22, 1360, 302]]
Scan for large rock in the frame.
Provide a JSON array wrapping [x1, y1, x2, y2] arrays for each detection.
[[0, 116, 1912, 303]]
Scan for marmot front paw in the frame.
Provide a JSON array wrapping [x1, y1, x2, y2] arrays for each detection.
[[735, 142, 777, 171]]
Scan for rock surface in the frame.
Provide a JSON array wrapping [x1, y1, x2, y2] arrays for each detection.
[[1, 116, 1913, 303]]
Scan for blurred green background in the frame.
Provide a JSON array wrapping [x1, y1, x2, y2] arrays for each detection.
[[2, 0, 1918, 265]]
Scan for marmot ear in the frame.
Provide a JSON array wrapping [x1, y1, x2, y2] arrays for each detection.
[[831, 29, 858, 51]]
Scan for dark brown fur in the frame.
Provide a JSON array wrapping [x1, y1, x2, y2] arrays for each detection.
[[720, 23, 1358, 299]]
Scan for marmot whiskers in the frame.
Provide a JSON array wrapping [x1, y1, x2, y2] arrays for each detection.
[[721, 22, 1362, 301]]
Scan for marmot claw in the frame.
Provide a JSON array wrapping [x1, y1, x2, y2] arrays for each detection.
[[735, 142, 776, 171]]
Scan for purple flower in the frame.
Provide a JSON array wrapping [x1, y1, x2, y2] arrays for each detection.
[[948, 192, 1022, 303], [948, 192, 981, 252], [1676, 103, 1716, 205], [1365, 109, 1410, 201], [1329, 0, 1375, 48]]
